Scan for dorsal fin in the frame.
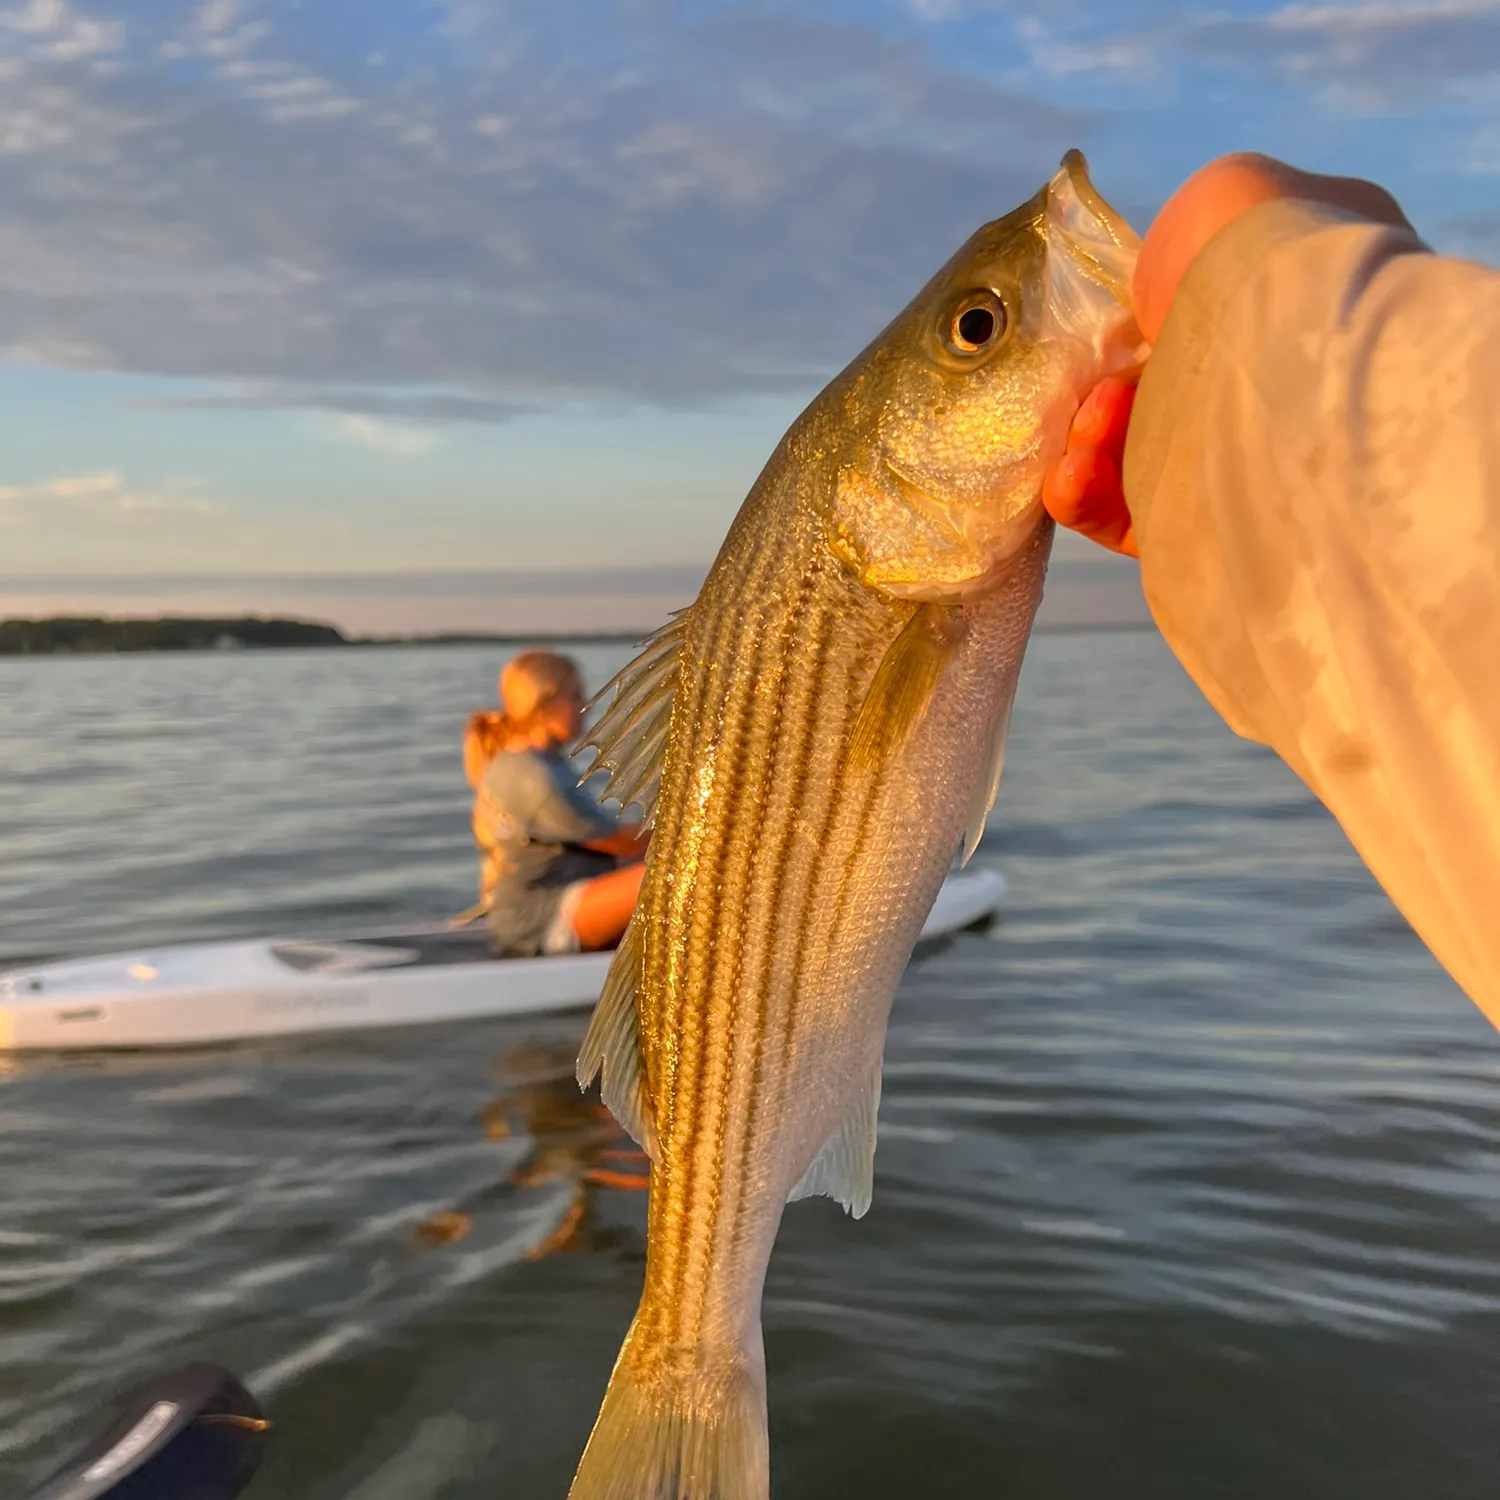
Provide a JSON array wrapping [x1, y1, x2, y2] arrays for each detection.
[[576, 610, 688, 827], [575, 917, 658, 1160]]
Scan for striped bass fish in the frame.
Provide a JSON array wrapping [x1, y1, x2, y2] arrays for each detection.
[[569, 150, 1142, 1500]]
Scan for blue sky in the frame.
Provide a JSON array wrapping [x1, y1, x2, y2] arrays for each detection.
[[2, 0, 1498, 589]]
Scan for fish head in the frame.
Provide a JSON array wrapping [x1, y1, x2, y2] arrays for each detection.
[[826, 150, 1145, 603]]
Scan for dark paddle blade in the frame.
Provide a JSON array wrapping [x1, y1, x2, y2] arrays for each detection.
[[18, 1363, 268, 1500]]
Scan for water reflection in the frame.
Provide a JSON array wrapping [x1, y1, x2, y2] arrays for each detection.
[[415, 1041, 648, 1262]]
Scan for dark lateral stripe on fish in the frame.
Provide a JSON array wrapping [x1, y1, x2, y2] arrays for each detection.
[[649, 538, 757, 1112], [632, 573, 737, 1347], [652, 529, 843, 1351], [676, 585, 781, 1339], [647, 640, 752, 1337], [721, 569, 839, 1238], [673, 561, 880, 1337], [767, 605, 888, 1139], [706, 570, 830, 1264], [642, 526, 794, 1348], [675, 531, 827, 1343]]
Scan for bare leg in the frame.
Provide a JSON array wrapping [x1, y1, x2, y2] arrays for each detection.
[[571, 862, 647, 950]]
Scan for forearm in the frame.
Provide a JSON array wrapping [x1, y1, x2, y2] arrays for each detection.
[[582, 826, 649, 859], [1124, 200, 1500, 1025]]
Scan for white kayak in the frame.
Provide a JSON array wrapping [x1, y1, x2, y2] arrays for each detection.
[[0, 868, 1006, 1052]]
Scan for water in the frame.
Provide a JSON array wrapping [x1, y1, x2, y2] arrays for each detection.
[[1, 634, 1497, 1499]]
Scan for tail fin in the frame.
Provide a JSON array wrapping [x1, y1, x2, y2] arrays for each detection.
[[567, 1320, 769, 1500]]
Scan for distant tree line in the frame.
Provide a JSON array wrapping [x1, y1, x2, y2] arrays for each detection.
[[0, 616, 349, 655]]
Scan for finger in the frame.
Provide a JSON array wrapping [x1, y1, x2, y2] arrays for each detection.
[[1043, 445, 1139, 558], [1070, 376, 1137, 453], [1044, 445, 1119, 527]]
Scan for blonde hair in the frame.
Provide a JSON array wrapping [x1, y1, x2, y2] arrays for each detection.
[[468, 650, 584, 761]]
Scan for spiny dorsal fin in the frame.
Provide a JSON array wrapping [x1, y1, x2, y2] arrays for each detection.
[[575, 918, 658, 1160], [787, 1055, 882, 1218], [960, 695, 1015, 867], [576, 610, 687, 827], [848, 602, 966, 778]]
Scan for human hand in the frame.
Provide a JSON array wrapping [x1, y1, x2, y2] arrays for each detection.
[[1043, 153, 1413, 557], [1041, 374, 1140, 558]]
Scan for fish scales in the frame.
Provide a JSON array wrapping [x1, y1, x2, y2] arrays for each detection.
[[569, 150, 1145, 1500], [641, 517, 797, 1335], [645, 510, 867, 1351], [647, 533, 884, 1350]]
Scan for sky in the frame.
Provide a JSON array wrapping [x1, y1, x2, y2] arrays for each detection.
[[1, 0, 1498, 628]]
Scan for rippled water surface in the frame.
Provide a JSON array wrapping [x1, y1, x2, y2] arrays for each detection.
[[2, 634, 1497, 1499]]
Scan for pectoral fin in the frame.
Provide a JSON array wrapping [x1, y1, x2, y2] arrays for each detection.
[[575, 919, 658, 1160], [960, 696, 1014, 867], [848, 603, 966, 778], [788, 1057, 882, 1219]]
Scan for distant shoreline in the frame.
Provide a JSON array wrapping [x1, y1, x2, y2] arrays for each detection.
[[0, 611, 1153, 658], [0, 615, 648, 657]]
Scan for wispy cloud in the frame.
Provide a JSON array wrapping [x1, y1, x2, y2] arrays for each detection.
[[1014, 17, 1164, 85], [1180, 0, 1500, 109], [1006, 0, 1500, 105], [0, 0, 1494, 434], [128, 384, 534, 424], [0, 0, 123, 62], [0, 0, 1087, 412], [323, 414, 439, 456], [0, 469, 221, 522]]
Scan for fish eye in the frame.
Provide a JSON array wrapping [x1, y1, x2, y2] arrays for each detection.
[[942, 291, 1008, 357]]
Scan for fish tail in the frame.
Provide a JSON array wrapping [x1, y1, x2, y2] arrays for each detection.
[[568, 1314, 769, 1500]]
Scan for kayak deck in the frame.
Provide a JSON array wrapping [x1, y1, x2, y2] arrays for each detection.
[[0, 867, 1005, 1053]]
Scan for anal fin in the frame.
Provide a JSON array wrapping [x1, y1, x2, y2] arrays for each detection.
[[788, 1057, 882, 1219], [575, 920, 658, 1160]]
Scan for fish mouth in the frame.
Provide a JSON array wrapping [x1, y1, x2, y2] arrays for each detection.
[[1058, 150, 1139, 252], [1048, 149, 1141, 304]]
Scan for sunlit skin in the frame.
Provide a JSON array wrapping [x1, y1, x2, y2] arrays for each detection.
[[464, 660, 649, 950], [1042, 152, 1414, 557]]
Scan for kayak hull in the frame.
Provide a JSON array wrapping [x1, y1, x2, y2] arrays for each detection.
[[0, 868, 1005, 1052]]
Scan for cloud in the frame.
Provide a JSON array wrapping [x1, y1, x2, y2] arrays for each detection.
[[6, 0, 1490, 424], [1013, 1, 1500, 107], [127, 384, 535, 424], [996, 0, 1500, 116], [196, 0, 236, 33], [0, 0, 122, 62], [323, 414, 440, 456], [0, 469, 221, 522], [1179, 1, 1500, 109], [0, 0, 1091, 412], [1014, 18, 1165, 86]]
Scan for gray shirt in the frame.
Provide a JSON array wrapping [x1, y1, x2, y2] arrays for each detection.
[[477, 747, 622, 954]]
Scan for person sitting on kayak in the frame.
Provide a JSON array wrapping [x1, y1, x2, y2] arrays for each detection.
[[464, 650, 648, 957]]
